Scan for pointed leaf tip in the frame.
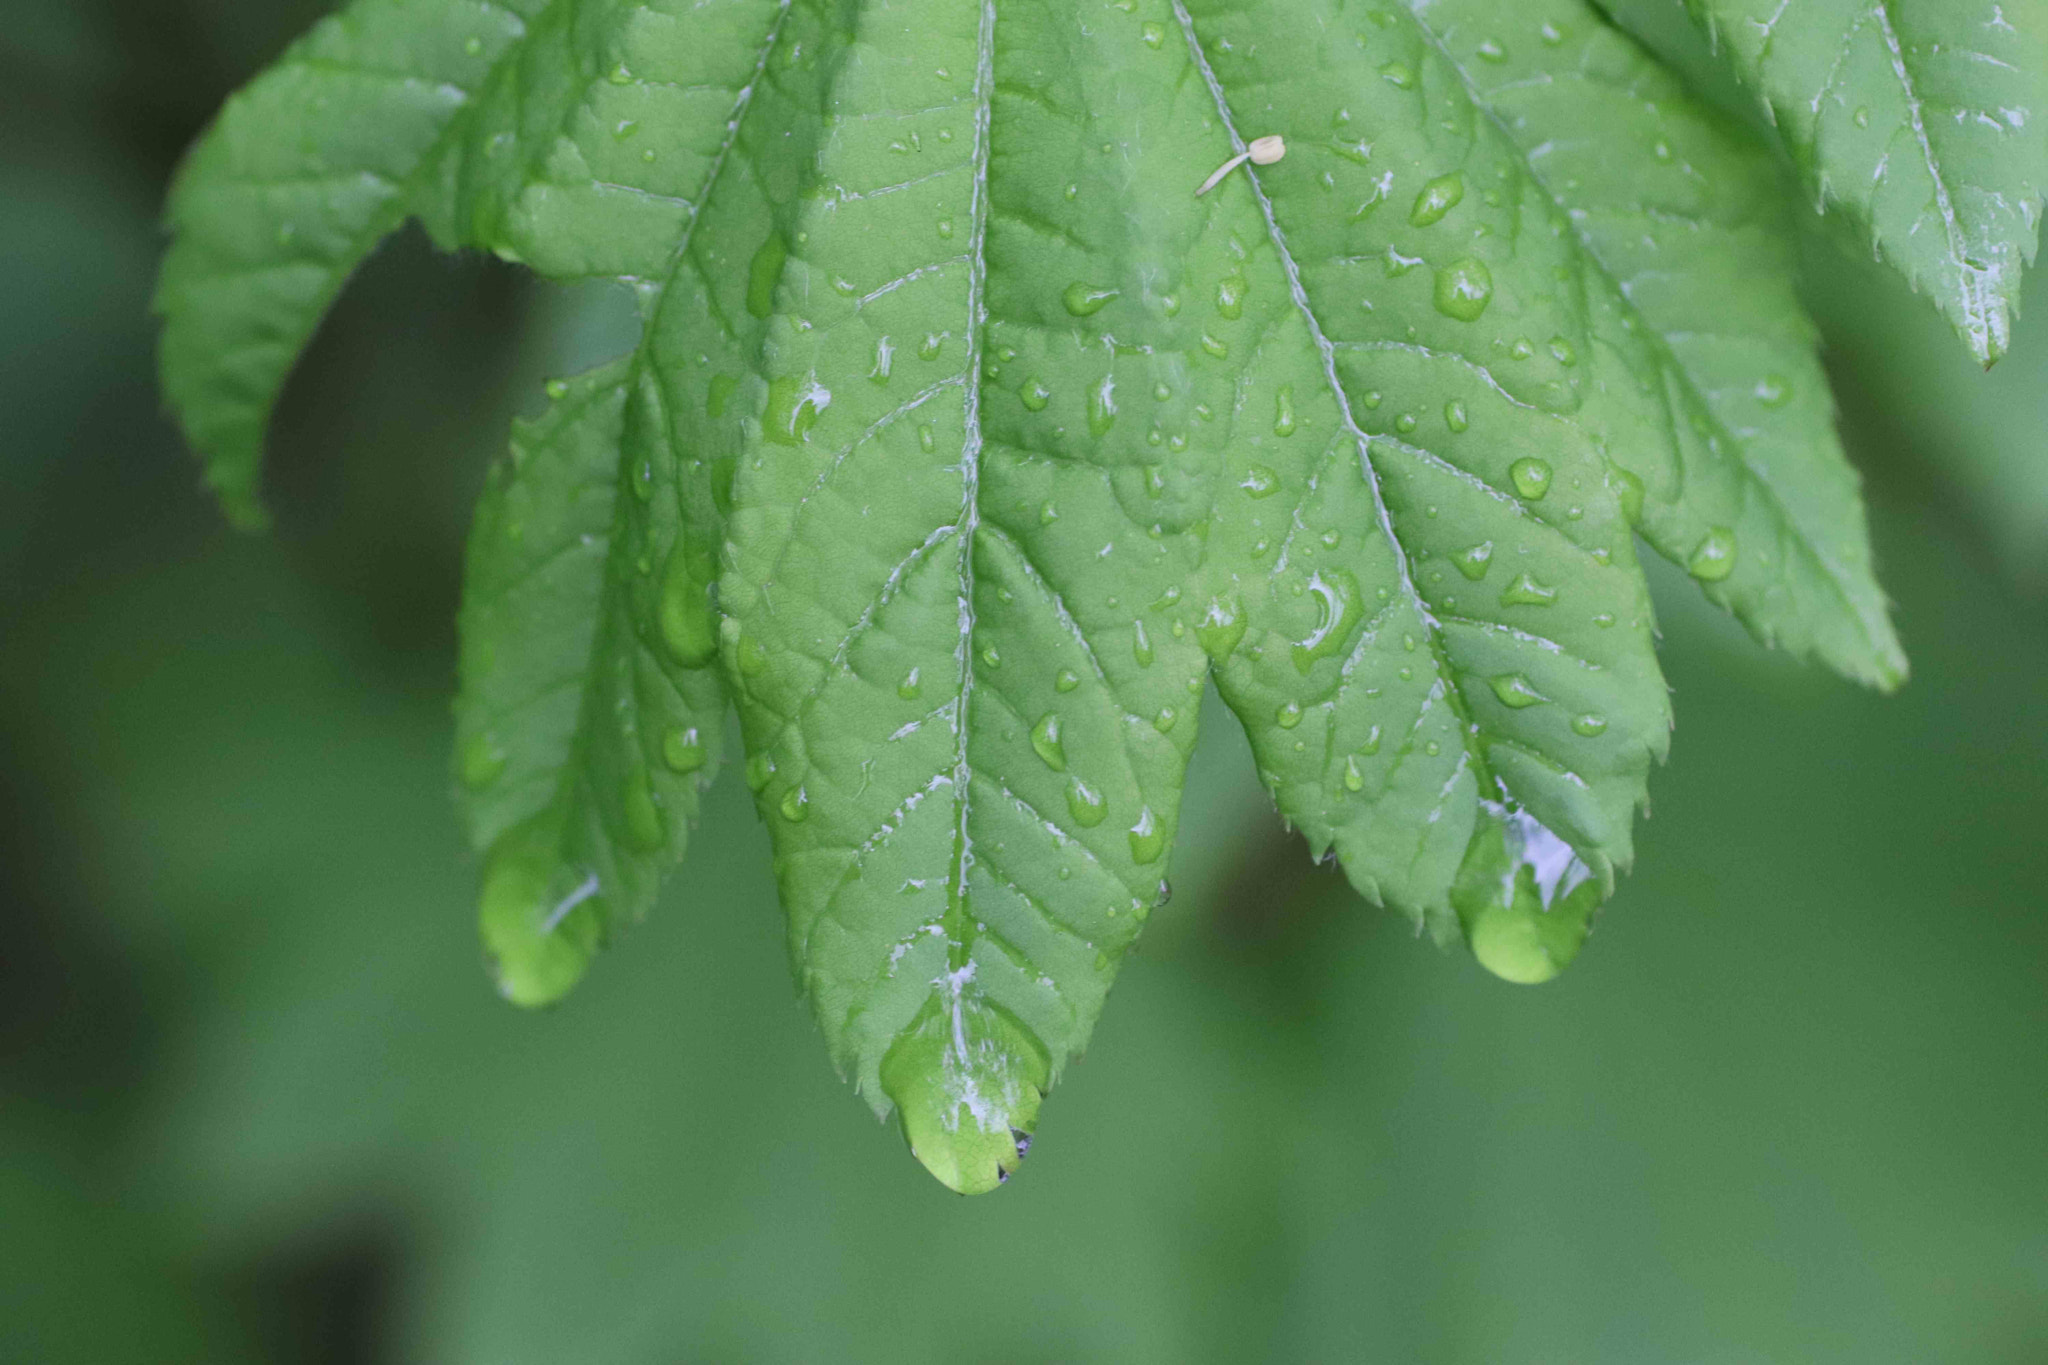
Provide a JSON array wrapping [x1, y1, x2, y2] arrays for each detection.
[[882, 988, 1048, 1195]]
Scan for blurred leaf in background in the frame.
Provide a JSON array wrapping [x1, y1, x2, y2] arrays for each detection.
[[2, 1, 2046, 1361]]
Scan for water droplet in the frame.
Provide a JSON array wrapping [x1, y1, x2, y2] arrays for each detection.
[[545, 379, 569, 401], [1273, 386, 1297, 436], [1216, 275, 1247, 319], [1067, 779, 1108, 827], [981, 644, 1002, 669], [745, 752, 777, 793], [1853, 106, 1871, 129], [1609, 465, 1645, 523], [1241, 464, 1281, 498], [658, 543, 719, 667], [1343, 755, 1365, 791], [1128, 806, 1166, 864], [1360, 724, 1382, 755], [1132, 620, 1155, 667], [1476, 37, 1507, 62], [1201, 332, 1229, 359], [1276, 700, 1304, 729], [1755, 374, 1791, 407], [762, 374, 829, 445], [460, 732, 507, 790], [896, 667, 922, 701], [1055, 667, 1082, 693], [869, 337, 894, 385], [774, 783, 810, 823], [1195, 597, 1247, 659], [1153, 706, 1178, 733], [733, 632, 769, 676], [608, 62, 634, 85], [1320, 528, 1343, 550], [1539, 19, 1565, 44], [1064, 282, 1119, 316], [621, 769, 666, 850], [917, 333, 943, 361], [1379, 60, 1415, 88], [1410, 172, 1465, 226], [1548, 335, 1578, 367], [1291, 568, 1363, 673], [1499, 571, 1558, 607], [1571, 713, 1608, 737], [1432, 258, 1494, 321], [1141, 20, 1166, 46], [1394, 412, 1417, 434], [1088, 375, 1117, 436], [1489, 674, 1546, 708], [1445, 399, 1469, 432], [936, 217, 955, 239], [1030, 713, 1068, 771], [663, 727, 706, 774], [1509, 457, 1552, 500], [918, 424, 936, 453], [1688, 526, 1737, 581], [1454, 542, 1493, 580], [745, 234, 787, 319], [465, 35, 485, 56], [1018, 378, 1051, 412], [1361, 390, 1383, 409]]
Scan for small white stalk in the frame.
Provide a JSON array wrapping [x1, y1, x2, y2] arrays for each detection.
[[1195, 134, 1286, 196]]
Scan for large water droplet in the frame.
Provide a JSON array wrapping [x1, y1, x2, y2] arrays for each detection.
[[1066, 779, 1108, 828], [1410, 172, 1465, 226], [1489, 674, 1546, 708], [1241, 464, 1280, 498], [1018, 378, 1051, 412], [1454, 541, 1493, 580], [1216, 274, 1247, 319], [1195, 597, 1247, 659], [1509, 457, 1552, 500], [1276, 700, 1304, 729], [1272, 386, 1297, 436], [622, 769, 666, 851], [1688, 526, 1737, 581], [1064, 282, 1119, 316], [1290, 568, 1363, 673], [1432, 258, 1494, 321], [1128, 806, 1166, 864], [1499, 571, 1557, 607], [460, 731, 507, 790], [658, 543, 719, 667], [662, 727, 706, 774], [1088, 374, 1117, 436], [1030, 712, 1068, 771]]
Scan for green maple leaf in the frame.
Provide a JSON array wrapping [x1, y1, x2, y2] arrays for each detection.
[[1657, 0, 2048, 364], [157, 0, 2014, 1193]]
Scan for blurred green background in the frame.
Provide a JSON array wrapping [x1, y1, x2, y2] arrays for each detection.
[[3, 3, 2046, 1361]]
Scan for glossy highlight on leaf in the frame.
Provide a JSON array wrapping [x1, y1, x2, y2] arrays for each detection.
[[154, 0, 1964, 1193]]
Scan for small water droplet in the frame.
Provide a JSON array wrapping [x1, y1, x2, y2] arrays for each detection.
[[1379, 60, 1415, 88], [1291, 568, 1363, 673], [545, 379, 569, 401], [1454, 542, 1494, 580], [1055, 667, 1082, 693], [1476, 37, 1507, 62], [1087, 375, 1117, 436], [1361, 724, 1382, 755], [1445, 399, 1469, 432], [1195, 597, 1247, 659], [1153, 706, 1178, 733], [936, 217, 955, 239], [1688, 526, 1737, 581], [1276, 700, 1304, 729], [897, 667, 922, 701], [1489, 674, 1546, 708], [1131, 620, 1155, 666], [1433, 258, 1494, 321], [981, 644, 1002, 669], [1201, 332, 1229, 359], [1067, 779, 1108, 827], [1343, 755, 1365, 791], [1509, 457, 1552, 500], [1019, 378, 1051, 411], [1548, 335, 1578, 367], [1571, 713, 1608, 737], [1141, 20, 1166, 47], [779, 785, 811, 823], [1755, 374, 1791, 407], [745, 752, 777, 792]]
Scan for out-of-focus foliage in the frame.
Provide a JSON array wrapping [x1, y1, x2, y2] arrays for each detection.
[[3, 0, 2046, 1357]]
